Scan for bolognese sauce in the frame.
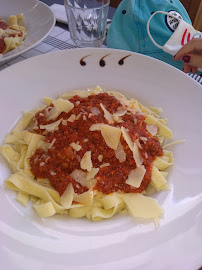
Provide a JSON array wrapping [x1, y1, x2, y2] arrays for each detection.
[[30, 93, 163, 196]]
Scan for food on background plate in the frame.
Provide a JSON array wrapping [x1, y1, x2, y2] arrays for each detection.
[[0, 14, 27, 56], [0, 86, 174, 223]]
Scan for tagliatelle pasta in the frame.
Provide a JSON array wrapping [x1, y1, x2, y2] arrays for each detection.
[[0, 86, 174, 223], [0, 14, 27, 55]]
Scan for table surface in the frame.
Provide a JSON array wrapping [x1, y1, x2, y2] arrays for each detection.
[[0, 0, 201, 85]]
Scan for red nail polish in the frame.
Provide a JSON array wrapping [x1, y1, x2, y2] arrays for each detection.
[[174, 54, 176, 57], [182, 55, 190, 63]]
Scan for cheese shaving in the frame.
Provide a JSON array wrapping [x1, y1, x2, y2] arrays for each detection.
[[89, 123, 103, 131], [126, 165, 146, 188], [100, 103, 114, 124], [100, 163, 110, 168], [52, 98, 74, 113], [80, 151, 93, 172], [86, 168, 99, 180], [71, 169, 96, 188], [98, 155, 103, 162], [60, 183, 74, 209], [121, 126, 133, 151], [113, 110, 127, 117], [133, 143, 143, 167], [70, 142, 81, 151], [67, 114, 76, 122], [40, 118, 63, 132], [47, 98, 74, 120], [146, 124, 158, 136], [101, 124, 121, 150], [115, 141, 126, 163]]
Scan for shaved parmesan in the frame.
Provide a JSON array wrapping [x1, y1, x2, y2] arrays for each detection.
[[140, 136, 147, 142], [62, 119, 67, 125], [100, 163, 110, 168], [75, 114, 81, 120], [60, 183, 74, 209], [67, 114, 76, 122], [122, 193, 163, 219], [133, 143, 143, 167], [101, 124, 121, 150], [40, 118, 62, 132], [71, 169, 96, 188], [73, 190, 93, 206], [146, 124, 158, 136], [115, 141, 126, 163], [70, 142, 81, 151], [121, 126, 133, 151], [44, 97, 52, 106], [86, 168, 99, 180], [52, 98, 74, 113], [47, 99, 74, 120], [98, 155, 103, 162], [100, 103, 114, 124], [89, 123, 103, 131], [71, 169, 87, 186], [113, 110, 127, 117], [91, 107, 100, 115], [135, 139, 142, 149], [126, 165, 146, 188], [80, 151, 93, 172], [48, 138, 56, 149], [113, 93, 127, 106]]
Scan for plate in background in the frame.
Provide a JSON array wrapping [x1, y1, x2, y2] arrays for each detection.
[[0, 0, 55, 64]]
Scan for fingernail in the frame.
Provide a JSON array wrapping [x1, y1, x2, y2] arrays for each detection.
[[182, 55, 190, 63], [174, 54, 176, 58]]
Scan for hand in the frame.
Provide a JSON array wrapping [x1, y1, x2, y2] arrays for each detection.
[[173, 38, 202, 73]]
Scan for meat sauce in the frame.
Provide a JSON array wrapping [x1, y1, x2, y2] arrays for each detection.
[[0, 20, 23, 53], [30, 93, 163, 196]]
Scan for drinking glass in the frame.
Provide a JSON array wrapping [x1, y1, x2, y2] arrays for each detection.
[[64, 0, 110, 48]]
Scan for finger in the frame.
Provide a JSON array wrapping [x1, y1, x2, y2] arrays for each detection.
[[182, 63, 192, 73], [173, 38, 202, 61], [191, 66, 198, 73], [181, 54, 202, 68]]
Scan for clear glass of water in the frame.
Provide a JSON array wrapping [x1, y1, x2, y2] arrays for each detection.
[[64, 0, 110, 48]]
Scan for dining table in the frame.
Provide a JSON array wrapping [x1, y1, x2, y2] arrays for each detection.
[[0, 0, 201, 86]]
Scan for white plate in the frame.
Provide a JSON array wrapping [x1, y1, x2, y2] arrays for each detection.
[[0, 48, 201, 270], [0, 0, 55, 64]]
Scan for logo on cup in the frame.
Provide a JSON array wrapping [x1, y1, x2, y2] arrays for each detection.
[[165, 10, 182, 32]]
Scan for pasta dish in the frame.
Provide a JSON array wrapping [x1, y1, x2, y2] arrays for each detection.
[[0, 14, 27, 55], [0, 87, 174, 222]]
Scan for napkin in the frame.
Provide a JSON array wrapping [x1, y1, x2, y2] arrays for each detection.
[[50, 4, 68, 24]]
